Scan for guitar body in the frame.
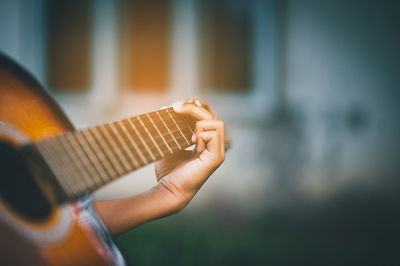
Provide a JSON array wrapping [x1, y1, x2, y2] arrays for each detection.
[[0, 54, 114, 265]]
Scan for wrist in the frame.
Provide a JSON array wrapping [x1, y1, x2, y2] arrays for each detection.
[[157, 178, 191, 213]]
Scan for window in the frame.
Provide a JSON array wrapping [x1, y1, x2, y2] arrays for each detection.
[[45, 0, 92, 91], [199, 0, 252, 92], [173, 0, 281, 120], [26, 0, 280, 121], [118, 0, 171, 92]]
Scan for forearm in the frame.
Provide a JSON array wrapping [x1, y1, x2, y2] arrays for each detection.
[[94, 183, 183, 237], [95, 103, 226, 237]]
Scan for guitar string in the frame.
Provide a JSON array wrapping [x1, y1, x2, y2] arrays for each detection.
[[73, 132, 109, 185], [65, 132, 98, 189], [76, 119, 192, 185], [55, 134, 88, 192], [42, 119, 192, 182], [147, 113, 173, 154], [43, 128, 193, 197], [156, 111, 182, 149], [36, 139, 76, 196], [137, 116, 164, 157], [91, 126, 126, 176], [98, 125, 132, 173], [83, 128, 118, 180], [117, 120, 149, 165], [59, 132, 91, 191], [108, 122, 141, 168], [38, 109, 195, 198]]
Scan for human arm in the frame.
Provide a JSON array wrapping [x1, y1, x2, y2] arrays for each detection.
[[94, 103, 225, 236]]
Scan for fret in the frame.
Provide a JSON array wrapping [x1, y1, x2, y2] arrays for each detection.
[[137, 116, 164, 157], [181, 116, 195, 135], [152, 119, 181, 153], [133, 116, 164, 158], [164, 110, 195, 128], [156, 111, 182, 149], [99, 125, 132, 173], [152, 111, 194, 135], [35, 107, 198, 202], [90, 127, 125, 176], [146, 110, 194, 152], [108, 123, 140, 169], [67, 133, 99, 188], [172, 131, 192, 146], [147, 113, 173, 154], [54, 135, 87, 193], [50, 136, 81, 193], [168, 113, 194, 133], [156, 134, 186, 150], [64, 133, 97, 190], [146, 111, 193, 148], [104, 124, 134, 170], [118, 120, 149, 165], [121, 119, 153, 162], [166, 108, 191, 146], [175, 118, 192, 130], [47, 137, 81, 194], [169, 113, 194, 142], [82, 130, 117, 180], [180, 129, 193, 142], [156, 110, 173, 122], [126, 118, 157, 161], [36, 140, 75, 196], [74, 132, 108, 185]]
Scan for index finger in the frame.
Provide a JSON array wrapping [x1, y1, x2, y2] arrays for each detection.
[[173, 103, 215, 121]]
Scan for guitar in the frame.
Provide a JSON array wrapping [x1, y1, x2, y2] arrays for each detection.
[[0, 53, 204, 265]]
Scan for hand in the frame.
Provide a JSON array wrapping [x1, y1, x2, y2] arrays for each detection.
[[95, 101, 226, 236], [154, 103, 226, 212]]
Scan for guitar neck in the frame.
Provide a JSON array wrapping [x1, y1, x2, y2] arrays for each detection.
[[35, 107, 195, 201]]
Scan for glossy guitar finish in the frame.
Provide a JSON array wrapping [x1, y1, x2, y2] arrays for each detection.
[[0, 54, 115, 265]]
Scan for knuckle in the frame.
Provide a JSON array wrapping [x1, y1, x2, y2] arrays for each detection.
[[195, 120, 206, 128], [194, 122, 199, 131], [214, 156, 224, 167], [211, 131, 218, 138], [194, 123, 202, 133]]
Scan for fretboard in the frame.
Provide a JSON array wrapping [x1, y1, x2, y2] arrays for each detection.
[[35, 107, 195, 201]]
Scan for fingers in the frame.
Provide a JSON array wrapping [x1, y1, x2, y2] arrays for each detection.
[[173, 100, 225, 163], [193, 120, 225, 156], [173, 104, 215, 121], [155, 150, 193, 181], [196, 131, 220, 156], [192, 120, 225, 163]]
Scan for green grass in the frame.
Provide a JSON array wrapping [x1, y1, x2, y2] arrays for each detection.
[[115, 190, 400, 266]]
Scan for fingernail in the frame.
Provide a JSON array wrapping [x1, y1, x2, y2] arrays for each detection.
[[191, 133, 196, 143], [172, 100, 184, 111]]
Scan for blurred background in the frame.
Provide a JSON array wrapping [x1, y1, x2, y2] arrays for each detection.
[[1, 0, 400, 265]]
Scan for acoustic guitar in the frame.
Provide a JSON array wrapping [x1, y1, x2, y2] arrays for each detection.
[[0, 53, 202, 265]]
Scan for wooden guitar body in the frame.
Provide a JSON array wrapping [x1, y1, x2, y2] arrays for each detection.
[[0, 54, 114, 265], [0, 52, 215, 265]]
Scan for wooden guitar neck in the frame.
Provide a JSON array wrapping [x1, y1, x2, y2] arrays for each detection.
[[33, 107, 196, 201]]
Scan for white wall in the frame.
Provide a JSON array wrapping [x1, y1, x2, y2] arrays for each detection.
[[0, 0, 45, 83], [1, 0, 399, 211], [97, 0, 400, 209], [281, 0, 400, 193]]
